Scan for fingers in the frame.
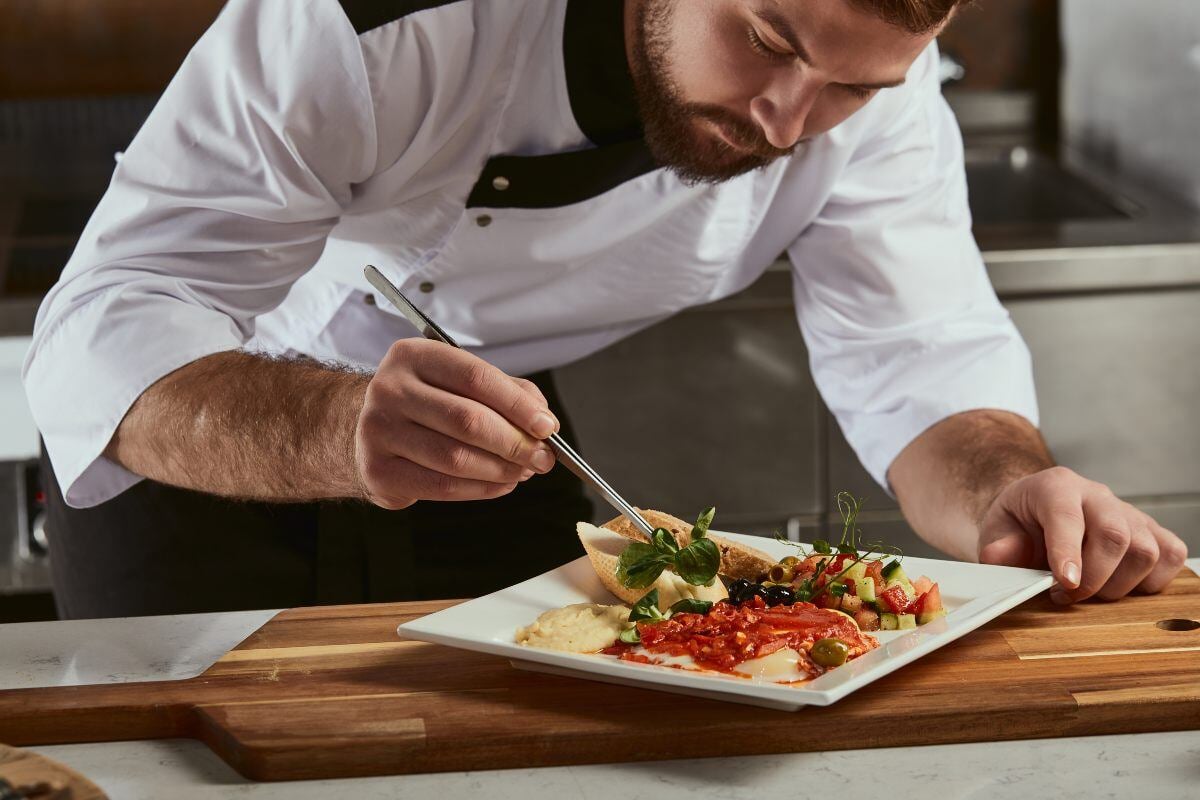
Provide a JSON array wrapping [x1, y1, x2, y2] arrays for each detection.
[[359, 450, 518, 506], [1092, 515, 1158, 601], [1051, 487, 1131, 604], [401, 382, 557, 475], [376, 419, 535, 484], [414, 345, 560, 439], [1027, 474, 1085, 592], [986, 468, 1187, 606], [1137, 520, 1189, 594]]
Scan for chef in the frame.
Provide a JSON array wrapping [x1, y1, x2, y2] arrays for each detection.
[[25, 0, 1186, 618]]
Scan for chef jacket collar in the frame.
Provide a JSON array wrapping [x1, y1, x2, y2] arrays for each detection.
[[563, 0, 643, 145]]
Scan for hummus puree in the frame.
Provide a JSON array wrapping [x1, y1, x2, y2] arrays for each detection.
[[516, 603, 631, 653]]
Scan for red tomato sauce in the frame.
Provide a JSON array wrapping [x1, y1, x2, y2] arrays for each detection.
[[602, 597, 878, 676]]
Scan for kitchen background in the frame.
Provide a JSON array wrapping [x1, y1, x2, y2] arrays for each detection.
[[2, 0, 1198, 621]]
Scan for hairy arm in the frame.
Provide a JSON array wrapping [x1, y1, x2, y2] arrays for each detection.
[[888, 410, 1053, 562], [104, 339, 561, 507], [105, 351, 369, 502]]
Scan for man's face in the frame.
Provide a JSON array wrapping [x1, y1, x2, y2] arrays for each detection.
[[626, 0, 942, 184]]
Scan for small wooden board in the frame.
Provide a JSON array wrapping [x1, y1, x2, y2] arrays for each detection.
[[0, 744, 108, 799], [1, 570, 1198, 782]]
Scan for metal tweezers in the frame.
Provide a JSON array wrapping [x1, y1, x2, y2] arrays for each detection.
[[364, 265, 655, 540]]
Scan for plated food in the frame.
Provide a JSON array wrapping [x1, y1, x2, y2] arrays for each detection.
[[516, 496, 946, 685]]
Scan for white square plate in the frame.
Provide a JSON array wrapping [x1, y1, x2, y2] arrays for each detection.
[[397, 532, 1053, 711]]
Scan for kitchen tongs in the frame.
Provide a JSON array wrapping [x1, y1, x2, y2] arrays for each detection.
[[364, 264, 656, 541]]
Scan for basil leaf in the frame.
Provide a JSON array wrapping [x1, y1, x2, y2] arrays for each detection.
[[617, 543, 672, 589], [837, 543, 857, 555], [674, 538, 721, 585], [618, 625, 642, 644], [629, 589, 666, 622], [651, 527, 679, 555], [829, 582, 848, 598], [689, 506, 716, 541], [667, 598, 714, 616], [794, 578, 815, 602], [813, 539, 832, 554]]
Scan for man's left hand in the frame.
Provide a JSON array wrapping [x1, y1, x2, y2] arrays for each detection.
[[978, 466, 1188, 604]]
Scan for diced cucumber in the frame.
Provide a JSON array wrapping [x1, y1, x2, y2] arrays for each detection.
[[881, 561, 908, 583], [917, 608, 948, 625], [886, 578, 916, 600], [897, 613, 917, 630], [880, 612, 899, 631], [855, 577, 876, 602], [843, 561, 868, 582]]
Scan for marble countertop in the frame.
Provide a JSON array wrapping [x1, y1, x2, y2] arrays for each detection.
[[4, 558, 1199, 797]]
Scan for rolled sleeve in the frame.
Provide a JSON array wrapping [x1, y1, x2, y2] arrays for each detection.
[[788, 44, 1039, 492], [22, 0, 376, 507]]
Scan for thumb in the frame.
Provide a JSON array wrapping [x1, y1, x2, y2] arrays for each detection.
[[978, 503, 1045, 568], [979, 527, 1036, 567]]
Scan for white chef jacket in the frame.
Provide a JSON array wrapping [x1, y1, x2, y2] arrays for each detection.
[[24, 0, 1038, 508]]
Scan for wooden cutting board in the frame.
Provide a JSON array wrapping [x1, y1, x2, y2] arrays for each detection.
[[2, 569, 1198, 782]]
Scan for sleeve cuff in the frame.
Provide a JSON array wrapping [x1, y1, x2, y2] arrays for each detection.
[[24, 287, 245, 508]]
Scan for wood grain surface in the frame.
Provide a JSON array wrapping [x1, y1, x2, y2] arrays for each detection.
[[0, 744, 108, 798], [1, 570, 1198, 782]]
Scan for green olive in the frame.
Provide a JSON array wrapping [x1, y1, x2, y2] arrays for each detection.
[[780, 555, 800, 567], [810, 638, 850, 667], [768, 563, 795, 583]]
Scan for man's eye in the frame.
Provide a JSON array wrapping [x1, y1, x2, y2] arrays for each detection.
[[746, 27, 791, 61]]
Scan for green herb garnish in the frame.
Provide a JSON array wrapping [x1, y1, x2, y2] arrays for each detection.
[[667, 598, 714, 616], [619, 590, 715, 644], [616, 507, 721, 589], [629, 589, 667, 622], [773, 492, 905, 604]]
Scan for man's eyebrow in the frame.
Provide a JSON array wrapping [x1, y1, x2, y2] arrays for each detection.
[[751, 7, 908, 90]]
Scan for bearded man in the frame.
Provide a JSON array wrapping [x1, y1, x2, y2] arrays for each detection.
[[25, 0, 1186, 618]]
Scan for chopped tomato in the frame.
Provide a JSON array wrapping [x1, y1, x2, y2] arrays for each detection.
[[912, 576, 934, 596], [879, 584, 910, 614], [843, 580, 857, 596]]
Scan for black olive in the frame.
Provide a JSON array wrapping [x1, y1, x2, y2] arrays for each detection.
[[729, 578, 752, 595], [751, 583, 770, 602], [765, 585, 795, 607]]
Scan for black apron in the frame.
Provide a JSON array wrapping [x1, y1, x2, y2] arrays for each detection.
[[41, 371, 592, 619]]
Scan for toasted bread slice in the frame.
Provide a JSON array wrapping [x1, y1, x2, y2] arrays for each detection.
[[576, 522, 727, 608], [601, 509, 775, 582]]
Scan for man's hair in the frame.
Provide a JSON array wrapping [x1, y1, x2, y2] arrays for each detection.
[[850, 0, 969, 34]]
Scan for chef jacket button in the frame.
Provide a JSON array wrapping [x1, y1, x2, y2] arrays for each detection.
[[419, 281, 435, 293], [476, 214, 493, 227], [363, 293, 376, 306], [491, 176, 510, 191]]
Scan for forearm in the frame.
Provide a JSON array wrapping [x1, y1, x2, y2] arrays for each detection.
[[887, 410, 1054, 561], [105, 351, 369, 502]]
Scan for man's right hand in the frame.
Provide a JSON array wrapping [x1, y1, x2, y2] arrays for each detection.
[[354, 338, 560, 509]]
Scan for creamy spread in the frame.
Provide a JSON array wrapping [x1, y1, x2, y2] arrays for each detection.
[[516, 603, 630, 653]]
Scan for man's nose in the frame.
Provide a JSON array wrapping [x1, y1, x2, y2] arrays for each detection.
[[749, 76, 819, 149]]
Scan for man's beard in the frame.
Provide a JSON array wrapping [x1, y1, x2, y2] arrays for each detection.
[[628, 0, 798, 185]]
